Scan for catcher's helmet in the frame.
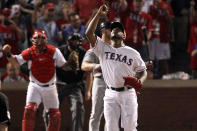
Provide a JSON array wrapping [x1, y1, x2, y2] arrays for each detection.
[[110, 22, 124, 33], [67, 33, 84, 50], [32, 29, 47, 49], [32, 29, 47, 40]]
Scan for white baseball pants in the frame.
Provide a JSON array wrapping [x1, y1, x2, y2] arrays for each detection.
[[104, 88, 138, 131]]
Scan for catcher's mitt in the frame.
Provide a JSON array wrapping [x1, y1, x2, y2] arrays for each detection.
[[67, 51, 79, 71]]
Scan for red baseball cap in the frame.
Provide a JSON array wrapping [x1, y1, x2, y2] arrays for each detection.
[[46, 2, 55, 10], [1, 8, 11, 15]]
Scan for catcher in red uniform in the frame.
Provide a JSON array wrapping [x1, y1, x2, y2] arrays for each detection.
[[2, 29, 76, 131]]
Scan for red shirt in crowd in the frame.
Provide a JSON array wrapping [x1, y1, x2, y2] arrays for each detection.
[[73, 0, 104, 24], [56, 19, 70, 31], [108, 0, 122, 22], [149, 0, 174, 42], [107, 0, 132, 25], [187, 19, 197, 70], [0, 24, 20, 68], [125, 10, 153, 46], [188, 19, 197, 53]]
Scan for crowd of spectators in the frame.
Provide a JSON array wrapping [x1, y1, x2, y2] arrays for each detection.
[[0, 0, 196, 80]]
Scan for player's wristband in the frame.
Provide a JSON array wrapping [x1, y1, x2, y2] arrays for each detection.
[[6, 52, 12, 58], [93, 64, 96, 70], [93, 64, 100, 70]]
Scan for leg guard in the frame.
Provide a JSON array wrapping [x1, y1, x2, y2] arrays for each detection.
[[47, 109, 61, 131], [22, 103, 37, 131]]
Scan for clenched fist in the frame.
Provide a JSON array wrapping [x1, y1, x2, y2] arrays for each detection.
[[2, 44, 11, 53], [98, 4, 108, 17]]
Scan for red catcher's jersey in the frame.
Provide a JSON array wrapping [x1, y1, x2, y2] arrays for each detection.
[[22, 45, 56, 83]]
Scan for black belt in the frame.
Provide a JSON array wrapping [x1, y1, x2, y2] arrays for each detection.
[[94, 75, 103, 78], [107, 86, 132, 92], [31, 81, 54, 87]]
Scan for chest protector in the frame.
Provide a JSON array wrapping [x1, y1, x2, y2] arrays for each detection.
[[29, 45, 56, 83]]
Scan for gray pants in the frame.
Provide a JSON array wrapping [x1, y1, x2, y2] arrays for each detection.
[[43, 82, 85, 131], [89, 77, 106, 131]]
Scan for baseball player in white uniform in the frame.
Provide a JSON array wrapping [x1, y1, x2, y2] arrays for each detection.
[[2, 30, 73, 131], [86, 5, 148, 131]]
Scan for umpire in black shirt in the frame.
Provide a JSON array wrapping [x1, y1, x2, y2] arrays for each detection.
[[0, 92, 11, 131], [43, 33, 86, 131]]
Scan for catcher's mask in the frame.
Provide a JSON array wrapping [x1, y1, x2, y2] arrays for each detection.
[[67, 33, 84, 50], [32, 29, 47, 51]]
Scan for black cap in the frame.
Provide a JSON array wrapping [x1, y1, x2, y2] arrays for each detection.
[[110, 22, 124, 33], [100, 21, 111, 30]]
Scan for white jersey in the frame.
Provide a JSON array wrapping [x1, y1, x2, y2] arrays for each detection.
[[93, 37, 146, 88], [15, 48, 66, 85]]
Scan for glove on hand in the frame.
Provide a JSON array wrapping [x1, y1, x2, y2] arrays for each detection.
[[123, 76, 143, 90], [67, 51, 79, 70]]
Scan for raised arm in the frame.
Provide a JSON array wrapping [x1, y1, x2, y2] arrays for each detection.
[[2, 44, 19, 66], [85, 5, 108, 47], [9, 19, 25, 42]]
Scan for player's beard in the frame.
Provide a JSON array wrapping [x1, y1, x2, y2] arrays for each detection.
[[111, 33, 124, 40], [111, 35, 122, 40]]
